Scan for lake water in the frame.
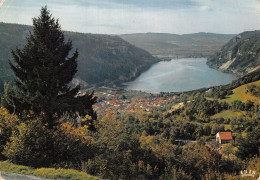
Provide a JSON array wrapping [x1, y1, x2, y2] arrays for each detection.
[[124, 58, 237, 93]]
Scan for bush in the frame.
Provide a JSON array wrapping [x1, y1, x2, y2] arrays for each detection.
[[159, 168, 192, 180], [3, 119, 53, 167], [51, 122, 95, 169], [3, 118, 96, 169], [0, 107, 20, 159], [236, 126, 260, 160]]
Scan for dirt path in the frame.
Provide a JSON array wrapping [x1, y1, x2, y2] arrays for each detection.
[[0, 172, 48, 180]]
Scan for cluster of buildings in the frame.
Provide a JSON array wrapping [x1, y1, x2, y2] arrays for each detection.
[[93, 90, 181, 117]]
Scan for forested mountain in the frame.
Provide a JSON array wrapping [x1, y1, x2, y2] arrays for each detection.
[[0, 23, 159, 92], [0, 23, 29, 92], [66, 32, 159, 87], [120, 32, 235, 60], [207, 30, 260, 76]]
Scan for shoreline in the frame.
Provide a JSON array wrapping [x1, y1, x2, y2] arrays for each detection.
[[120, 57, 237, 93]]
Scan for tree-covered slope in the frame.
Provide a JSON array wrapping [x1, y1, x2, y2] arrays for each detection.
[[207, 30, 260, 76], [0, 23, 159, 92], [66, 32, 159, 86], [0, 23, 30, 91], [120, 32, 235, 59]]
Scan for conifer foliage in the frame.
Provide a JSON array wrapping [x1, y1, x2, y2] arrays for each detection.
[[4, 6, 96, 129]]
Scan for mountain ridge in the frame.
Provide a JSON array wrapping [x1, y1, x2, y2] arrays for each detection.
[[207, 30, 260, 77], [120, 32, 236, 60], [0, 22, 159, 92]]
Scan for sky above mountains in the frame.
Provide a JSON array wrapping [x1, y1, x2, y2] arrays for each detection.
[[0, 0, 259, 34]]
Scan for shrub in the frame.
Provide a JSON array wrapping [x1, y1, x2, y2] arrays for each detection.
[[51, 122, 95, 169], [0, 107, 20, 159], [2, 112, 96, 169], [3, 119, 53, 167]]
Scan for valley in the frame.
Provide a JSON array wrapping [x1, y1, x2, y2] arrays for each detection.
[[0, 23, 237, 94], [0, 2, 259, 180], [0, 23, 158, 92], [120, 32, 235, 60]]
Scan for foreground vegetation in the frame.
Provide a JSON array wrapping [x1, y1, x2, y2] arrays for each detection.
[[0, 75, 259, 179], [0, 103, 259, 179], [0, 161, 99, 180]]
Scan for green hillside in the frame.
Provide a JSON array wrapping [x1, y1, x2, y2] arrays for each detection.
[[205, 78, 260, 122], [66, 32, 159, 86], [211, 110, 246, 119], [0, 23, 31, 92], [220, 80, 260, 105]]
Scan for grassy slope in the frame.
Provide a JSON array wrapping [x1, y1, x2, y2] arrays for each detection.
[[0, 161, 100, 180], [220, 80, 260, 105], [211, 110, 246, 119], [209, 80, 260, 120]]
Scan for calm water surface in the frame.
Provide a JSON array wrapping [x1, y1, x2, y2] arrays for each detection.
[[124, 58, 237, 93]]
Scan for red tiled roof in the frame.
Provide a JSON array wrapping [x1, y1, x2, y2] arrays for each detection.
[[218, 132, 232, 140]]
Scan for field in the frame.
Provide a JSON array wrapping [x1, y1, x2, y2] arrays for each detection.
[[220, 80, 260, 105], [211, 110, 246, 119]]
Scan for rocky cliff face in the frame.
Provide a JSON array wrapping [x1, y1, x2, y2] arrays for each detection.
[[207, 31, 260, 77]]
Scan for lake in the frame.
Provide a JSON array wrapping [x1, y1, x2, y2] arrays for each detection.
[[124, 58, 237, 93]]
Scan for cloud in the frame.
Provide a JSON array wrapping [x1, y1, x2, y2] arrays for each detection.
[[68, 0, 200, 10], [0, 0, 6, 8], [0, 0, 259, 34], [199, 6, 212, 11]]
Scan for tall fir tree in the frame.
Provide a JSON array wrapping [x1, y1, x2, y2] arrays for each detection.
[[3, 6, 97, 129]]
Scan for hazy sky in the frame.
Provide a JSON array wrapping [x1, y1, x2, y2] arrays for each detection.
[[0, 0, 260, 34]]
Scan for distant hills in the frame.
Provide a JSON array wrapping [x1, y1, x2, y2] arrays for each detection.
[[0, 23, 159, 92], [120, 32, 235, 60], [1, 22, 259, 93], [207, 30, 260, 76]]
